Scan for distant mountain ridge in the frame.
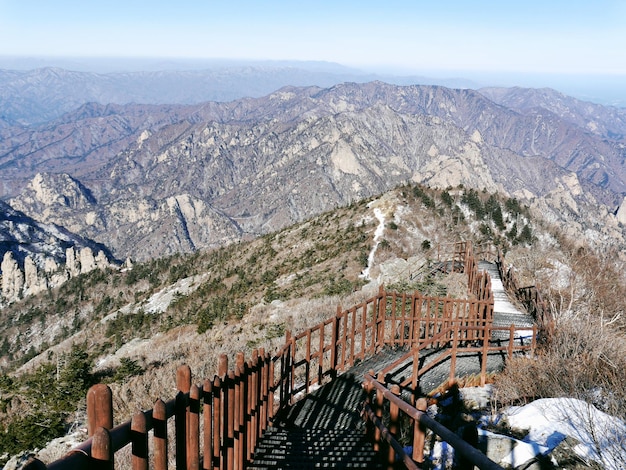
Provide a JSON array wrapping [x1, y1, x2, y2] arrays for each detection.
[[1, 81, 624, 264], [0, 65, 478, 127]]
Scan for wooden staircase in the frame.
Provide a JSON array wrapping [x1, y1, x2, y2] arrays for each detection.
[[29, 242, 539, 470], [249, 259, 539, 469], [249, 374, 383, 469]]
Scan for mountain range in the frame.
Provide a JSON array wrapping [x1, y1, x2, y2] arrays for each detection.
[[1, 77, 625, 256], [0, 68, 625, 305], [0, 65, 625, 468], [0, 64, 477, 127]]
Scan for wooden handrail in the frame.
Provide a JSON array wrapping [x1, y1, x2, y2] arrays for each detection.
[[363, 375, 505, 470], [45, 394, 179, 470]]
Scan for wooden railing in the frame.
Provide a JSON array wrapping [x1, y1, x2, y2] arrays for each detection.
[[496, 250, 553, 335], [363, 375, 505, 470], [378, 319, 537, 395], [24, 241, 535, 470], [37, 352, 276, 470]]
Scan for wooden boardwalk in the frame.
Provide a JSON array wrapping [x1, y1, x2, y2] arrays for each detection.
[[480, 261, 535, 338], [250, 262, 538, 469]]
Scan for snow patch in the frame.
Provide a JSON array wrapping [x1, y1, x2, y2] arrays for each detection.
[[359, 207, 385, 281], [503, 397, 626, 470], [101, 272, 210, 324]]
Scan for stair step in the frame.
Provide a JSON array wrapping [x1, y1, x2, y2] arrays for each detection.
[[251, 426, 382, 469]]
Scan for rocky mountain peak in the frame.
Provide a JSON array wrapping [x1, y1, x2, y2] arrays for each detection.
[[1, 81, 625, 266], [0, 199, 117, 305], [22, 172, 95, 209]]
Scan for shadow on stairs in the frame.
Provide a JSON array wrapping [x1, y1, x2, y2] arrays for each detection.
[[249, 374, 384, 469]]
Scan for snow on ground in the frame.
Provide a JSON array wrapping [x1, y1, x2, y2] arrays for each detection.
[[359, 207, 386, 281], [141, 272, 210, 314], [101, 272, 210, 324], [426, 388, 626, 469], [502, 397, 626, 470]]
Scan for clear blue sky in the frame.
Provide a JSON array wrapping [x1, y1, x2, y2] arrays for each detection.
[[1, 0, 625, 75]]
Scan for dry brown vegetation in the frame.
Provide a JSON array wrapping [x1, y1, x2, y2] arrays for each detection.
[[494, 229, 626, 466], [6, 182, 618, 463]]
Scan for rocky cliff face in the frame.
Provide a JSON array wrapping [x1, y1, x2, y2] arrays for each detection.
[[0, 246, 111, 304], [616, 196, 626, 225], [2, 82, 625, 264], [0, 199, 115, 305]]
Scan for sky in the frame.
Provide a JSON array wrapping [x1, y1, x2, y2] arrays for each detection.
[[1, 1, 625, 102], [1, 0, 625, 74]]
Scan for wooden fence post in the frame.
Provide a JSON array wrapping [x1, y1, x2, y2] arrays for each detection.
[[219, 354, 229, 378], [364, 374, 375, 443], [177, 364, 192, 393], [175, 391, 187, 470], [227, 371, 236, 470], [212, 376, 222, 470], [288, 336, 296, 402], [412, 398, 428, 465], [235, 354, 245, 470], [349, 307, 357, 367], [246, 360, 253, 464], [480, 318, 490, 386], [87, 384, 113, 437], [203, 379, 214, 470], [153, 399, 167, 470], [131, 411, 148, 470], [268, 356, 275, 421], [374, 373, 384, 452], [259, 348, 268, 433], [305, 331, 312, 393], [411, 342, 420, 397], [449, 321, 458, 383], [189, 384, 201, 470], [318, 324, 325, 386], [408, 293, 417, 348], [378, 285, 387, 348], [330, 306, 340, 375], [388, 385, 401, 469], [250, 350, 259, 456], [176, 365, 192, 470], [92, 427, 113, 470]]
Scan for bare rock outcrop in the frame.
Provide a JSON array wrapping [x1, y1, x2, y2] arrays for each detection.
[[0, 247, 114, 305], [1, 252, 24, 302], [23, 255, 48, 297], [616, 196, 626, 225]]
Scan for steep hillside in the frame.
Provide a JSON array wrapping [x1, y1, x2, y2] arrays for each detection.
[[1, 183, 625, 466], [0, 185, 538, 454]]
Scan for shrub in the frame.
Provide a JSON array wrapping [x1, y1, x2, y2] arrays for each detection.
[[114, 357, 144, 382], [0, 412, 66, 455], [440, 190, 454, 208], [495, 314, 626, 417], [495, 314, 626, 468], [0, 345, 94, 456]]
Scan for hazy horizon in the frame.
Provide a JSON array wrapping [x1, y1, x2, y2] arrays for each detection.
[[1, 54, 624, 107], [1, 1, 624, 105]]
